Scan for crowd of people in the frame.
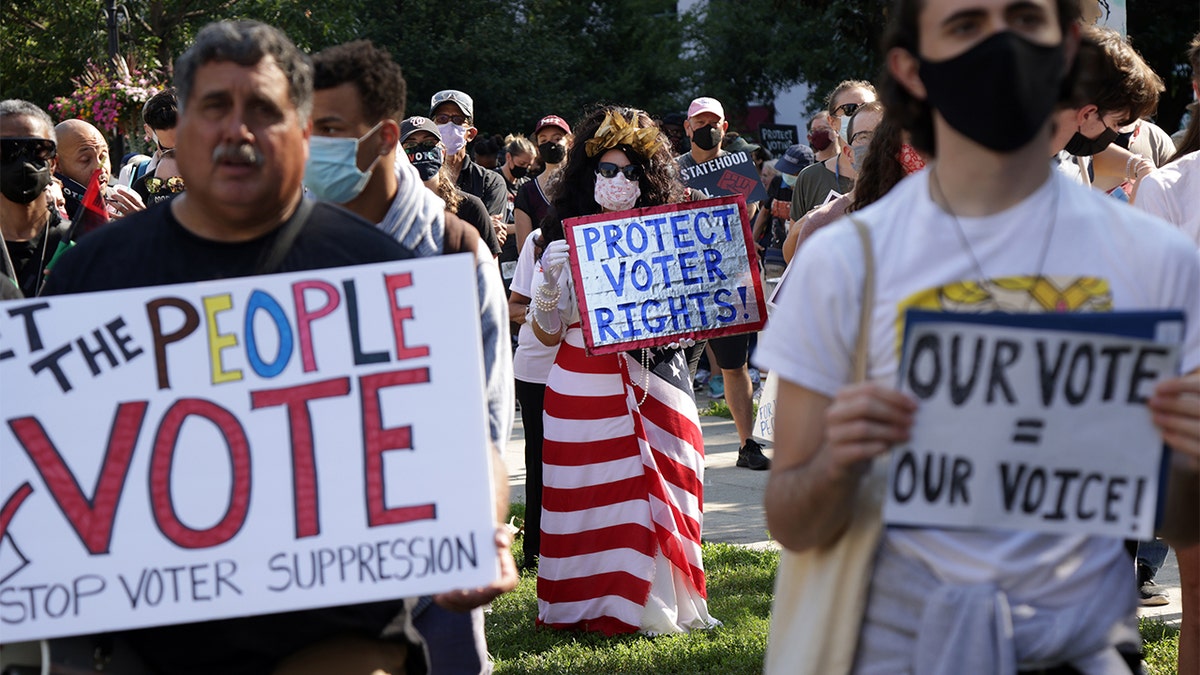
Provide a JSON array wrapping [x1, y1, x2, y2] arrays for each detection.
[[2, 0, 1198, 673]]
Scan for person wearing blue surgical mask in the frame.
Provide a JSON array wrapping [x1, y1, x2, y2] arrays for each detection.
[[304, 115, 387, 204]]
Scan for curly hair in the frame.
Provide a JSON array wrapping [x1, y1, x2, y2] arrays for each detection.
[[880, 0, 1082, 156], [312, 40, 406, 123], [539, 104, 684, 245], [432, 167, 463, 213]]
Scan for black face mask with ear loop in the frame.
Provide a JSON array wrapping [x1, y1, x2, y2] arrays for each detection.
[[691, 125, 722, 151], [1064, 125, 1118, 157], [918, 31, 1066, 152]]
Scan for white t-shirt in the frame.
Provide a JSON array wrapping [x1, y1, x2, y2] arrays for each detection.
[[510, 230, 561, 383], [756, 169, 1200, 606], [1136, 150, 1200, 247]]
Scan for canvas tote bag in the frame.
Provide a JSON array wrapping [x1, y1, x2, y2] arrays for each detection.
[[763, 216, 885, 675]]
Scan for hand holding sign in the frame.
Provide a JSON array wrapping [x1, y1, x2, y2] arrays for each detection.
[[540, 240, 570, 287], [1151, 371, 1200, 469], [826, 382, 917, 474]]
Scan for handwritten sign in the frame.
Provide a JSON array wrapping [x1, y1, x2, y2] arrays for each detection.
[[0, 256, 497, 642], [678, 152, 768, 204], [758, 124, 798, 158], [563, 196, 767, 356], [883, 310, 1183, 539]]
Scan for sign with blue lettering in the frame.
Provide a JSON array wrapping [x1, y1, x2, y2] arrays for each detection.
[[883, 310, 1184, 538], [564, 195, 767, 356]]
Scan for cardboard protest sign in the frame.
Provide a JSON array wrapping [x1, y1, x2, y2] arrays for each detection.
[[758, 124, 798, 158], [564, 195, 767, 356], [0, 256, 497, 642], [678, 152, 769, 204], [883, 310, 1184, 539]]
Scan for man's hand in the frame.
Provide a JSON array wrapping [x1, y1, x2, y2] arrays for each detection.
[[491, 214, 507, 246], [433, 526, 519, 612], [107, 184, 145, 218]]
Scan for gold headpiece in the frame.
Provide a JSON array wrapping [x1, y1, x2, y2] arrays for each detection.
[[584, 109, 665, 160]]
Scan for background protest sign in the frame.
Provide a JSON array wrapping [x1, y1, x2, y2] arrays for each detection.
[[758, 124, 798, 158], [883, 310, 1184, 539], [678, 151, 768, 204], [564, 195, 767, 356], [0, 256, 497, 642]]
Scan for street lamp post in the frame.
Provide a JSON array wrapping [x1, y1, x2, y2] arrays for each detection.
[[104, 0, 124, 174]]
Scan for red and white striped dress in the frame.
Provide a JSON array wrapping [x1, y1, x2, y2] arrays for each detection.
[[536, 321, 718, 635]]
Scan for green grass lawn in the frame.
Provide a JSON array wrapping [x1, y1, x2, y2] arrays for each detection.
[[490, 507, 1181, 674]]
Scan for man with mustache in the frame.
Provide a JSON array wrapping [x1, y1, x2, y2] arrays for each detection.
[[42, 20, 517, 674]]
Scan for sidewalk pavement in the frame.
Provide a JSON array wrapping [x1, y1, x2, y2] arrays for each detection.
[[503, 413, 1183, 628]]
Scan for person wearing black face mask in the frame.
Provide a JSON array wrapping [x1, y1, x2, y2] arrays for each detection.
[[756, 2, 1200, 673], [1, 99, 70, 298], [514, 114, 573, 254], [1049, 25, 1165, 194]]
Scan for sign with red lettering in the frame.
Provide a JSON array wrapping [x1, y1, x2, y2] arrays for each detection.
[[883, 310, 1184, 538], [0, 255, 497, 642], [564, 195, 767, 356]]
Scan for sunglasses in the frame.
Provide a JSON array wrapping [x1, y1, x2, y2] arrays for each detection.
[[832, 102, 861, 118], [432, 113, 469, 126], [596, 162, 641, 180], [403, 140, 440, 152], [145, 176, 186, 194], [2, 137, 57, 163]]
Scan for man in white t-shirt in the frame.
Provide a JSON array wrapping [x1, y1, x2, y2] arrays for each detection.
[[756, 0, 1200, 672]]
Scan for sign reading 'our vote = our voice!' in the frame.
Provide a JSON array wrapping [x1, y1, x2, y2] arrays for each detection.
[[0, 255, 497, 642], [564, 195, 767, 355], [883, 310, 1184, 539]]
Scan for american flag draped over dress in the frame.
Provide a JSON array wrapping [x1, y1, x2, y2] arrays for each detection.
[[536, 324, 718, 635]]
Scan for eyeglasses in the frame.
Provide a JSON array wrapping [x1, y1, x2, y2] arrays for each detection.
[[849, 130, 874, 146], [1, 137, 57, 163], [596, 162, 641, 180], [832, 102, 861, 118], [145, 176, 185, 194], [432, 113, 469, 126]]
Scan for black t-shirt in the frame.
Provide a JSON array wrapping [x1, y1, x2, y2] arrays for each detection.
[[456, 188, 501, 256], [514, 178, 552, 230], [455, 154, 507, 218], [44, 199, 415, 295], [40, 198, 418, 674], [4, 210, 69, 298]]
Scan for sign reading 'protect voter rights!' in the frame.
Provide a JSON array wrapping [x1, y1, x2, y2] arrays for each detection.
[[0, 255, 497, 642], [564, 195, 767, 356], [883, 310, 1184, 539]]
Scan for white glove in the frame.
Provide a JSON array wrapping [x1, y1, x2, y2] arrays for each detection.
[[540, 239, 570, 287]]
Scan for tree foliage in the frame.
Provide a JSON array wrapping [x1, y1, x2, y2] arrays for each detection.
[[2, 0, 1193, 143]]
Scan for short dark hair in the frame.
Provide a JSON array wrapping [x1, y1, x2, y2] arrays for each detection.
[[0, 99, 55, 140], [142, 88, 178, 130], [880, 0, 1082, 155], [175, 20, 313, 122], [1065, 26, 1163, 126], [312, 40, 406, 123]]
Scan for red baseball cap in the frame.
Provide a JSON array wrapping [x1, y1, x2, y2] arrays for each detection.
[[533, 115, 571, 136]]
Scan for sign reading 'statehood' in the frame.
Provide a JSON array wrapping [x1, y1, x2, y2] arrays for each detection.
[[0, 255, 496, 641]]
